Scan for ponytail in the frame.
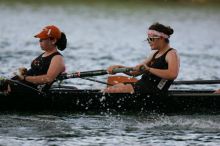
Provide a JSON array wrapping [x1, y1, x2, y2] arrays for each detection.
[[56, 32, 67, 51]]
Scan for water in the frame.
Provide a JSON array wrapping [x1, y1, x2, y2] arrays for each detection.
[[0, 1, 220, 145], [1, 113, 220, 146]]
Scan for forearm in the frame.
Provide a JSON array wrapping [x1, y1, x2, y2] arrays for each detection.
[[20, 55, 64, 85], [25, 75, 55, 85]]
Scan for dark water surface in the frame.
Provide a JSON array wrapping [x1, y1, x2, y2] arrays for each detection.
[[0, 1, 220, 145], [1, 113, 220, 146]]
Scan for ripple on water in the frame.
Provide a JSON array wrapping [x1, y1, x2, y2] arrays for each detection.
[[0, 113, 220, 145]]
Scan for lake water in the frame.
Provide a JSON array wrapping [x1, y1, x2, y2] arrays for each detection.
[[0, 1, 220, 145]]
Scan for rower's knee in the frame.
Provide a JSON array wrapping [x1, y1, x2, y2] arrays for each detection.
[[103, 83, 134, 94], [214, 89, 220, 94]]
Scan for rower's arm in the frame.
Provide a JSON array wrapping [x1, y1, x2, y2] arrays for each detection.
[[25, 55, 65, 84], [147, 50, 180, 80], [108, 51, 156, 76], [129, 51, 157, 77]]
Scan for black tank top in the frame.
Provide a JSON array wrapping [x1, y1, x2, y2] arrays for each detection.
[[137, 48, 174, 92], [26, 52, 62, 76], [23, 51, 62, 90], [9, 52, 63, 92]]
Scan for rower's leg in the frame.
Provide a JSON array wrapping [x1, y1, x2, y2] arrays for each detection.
[[214, 89, 220, 93], [103, 83, 134, 93]]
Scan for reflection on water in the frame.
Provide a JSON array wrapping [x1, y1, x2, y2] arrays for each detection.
[[0, 1, 220, 145]]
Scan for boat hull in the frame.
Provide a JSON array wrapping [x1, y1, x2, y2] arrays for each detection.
[[0, 88, 220, 114]]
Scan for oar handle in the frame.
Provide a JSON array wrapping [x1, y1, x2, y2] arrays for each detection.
[[57, 68, 134, 80], [111, 68, 134, 74]]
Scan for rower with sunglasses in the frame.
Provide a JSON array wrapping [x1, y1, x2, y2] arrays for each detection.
[[104, 22, 180, 94], [5, 25, 67, 93]]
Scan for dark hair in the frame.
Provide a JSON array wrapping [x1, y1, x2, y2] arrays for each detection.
[[55, 32, 67, 51], [149, 22, 174, 43]]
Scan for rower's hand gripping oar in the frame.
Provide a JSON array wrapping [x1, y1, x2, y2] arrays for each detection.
[[57, 68, 135, 80]]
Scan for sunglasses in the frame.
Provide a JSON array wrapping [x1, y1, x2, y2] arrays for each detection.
[[39, 38, 54, 42], [146, 37, 160, 43], [39, 38, 48, 42]]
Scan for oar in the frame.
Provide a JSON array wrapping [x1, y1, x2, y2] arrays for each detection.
[[107, 76, 137, 87], [106, 76, 220, 85], [0, 77, 45, 96], [57, 68, 134, 80], [173, 80, 220, 85], [9, 79, 45, 95], [79, 76, 137, 86], [80, 77, 112, 86], [1, 68, 134, 94]]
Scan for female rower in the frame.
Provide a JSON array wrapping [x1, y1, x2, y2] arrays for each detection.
[[104, 22, 180, 94], [10, 25, 67, 91]]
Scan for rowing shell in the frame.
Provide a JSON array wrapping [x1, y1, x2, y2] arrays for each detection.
[[0, 84, 220, 114]]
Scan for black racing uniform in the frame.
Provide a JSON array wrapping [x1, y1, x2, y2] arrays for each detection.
[[27, 52, 62, 76], [132, 48, 174, 94], [16, 51, 63, 90]]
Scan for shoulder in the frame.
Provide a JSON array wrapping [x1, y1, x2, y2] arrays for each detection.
[[52, 51, 63, 57], [167, 48, 178, 56], [52, 54, 64, 60], [51, 51, 63, 60], [166, 48, 180, 61], [51, 55, 64, 64]]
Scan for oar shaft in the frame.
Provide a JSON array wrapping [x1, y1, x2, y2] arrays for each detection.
[[8, 79, 45, 95], [57, 68, 134, 80], [173, 80, 220, 85], [80, 77, 112, 86], [58, 70, 107, 80], [112, 68, 134, 74]]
